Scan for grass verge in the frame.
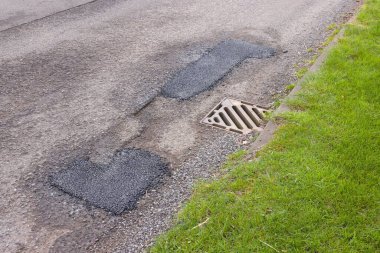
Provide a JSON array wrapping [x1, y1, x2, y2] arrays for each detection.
[[151, 1, 380, 252]]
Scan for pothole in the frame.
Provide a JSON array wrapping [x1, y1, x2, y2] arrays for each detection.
[[201, 98, 269, 134], [50, 148, 169, 214]]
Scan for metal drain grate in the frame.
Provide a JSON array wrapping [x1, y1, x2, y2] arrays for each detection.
[[201, 98, 269, 134]]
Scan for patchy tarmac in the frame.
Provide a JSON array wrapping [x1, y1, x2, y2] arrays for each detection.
[[50, 148, 169, 214], [162, 40, 275, 99], [0, 0, 360, 252]]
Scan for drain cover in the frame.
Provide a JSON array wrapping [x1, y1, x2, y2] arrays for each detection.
[[201, 98, 268, 134]]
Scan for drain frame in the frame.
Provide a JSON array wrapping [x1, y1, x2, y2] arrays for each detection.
[[201, 98, 269, 135]]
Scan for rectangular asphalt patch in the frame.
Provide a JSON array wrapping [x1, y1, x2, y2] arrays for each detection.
[[162, 40, 275, 100], [50, 148, 169, 214]]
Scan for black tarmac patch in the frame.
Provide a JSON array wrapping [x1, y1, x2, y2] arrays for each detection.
[[162, 40, 275, 100], [50, 148, 169, 214]]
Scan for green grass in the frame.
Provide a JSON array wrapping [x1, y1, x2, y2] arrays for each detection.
[[285, 83, 296, 92], [327, 23, 338, 31], [151, 1, 380, 252], [295, 66, 309, 78]]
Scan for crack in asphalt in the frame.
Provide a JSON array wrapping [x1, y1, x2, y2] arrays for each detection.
[[0, 0, 117, 32]]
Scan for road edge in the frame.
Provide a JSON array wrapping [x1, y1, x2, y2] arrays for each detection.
[[248, 8, 361, 155]]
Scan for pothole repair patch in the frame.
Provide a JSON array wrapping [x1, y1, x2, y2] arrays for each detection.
[[162, 40, 275, 100], [201, 98, 269, 134], [50, 148, 169, 214]]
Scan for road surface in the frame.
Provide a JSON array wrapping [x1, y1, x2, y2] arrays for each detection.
[[0, 0, 93, 30], [0, 0, 358, 252]]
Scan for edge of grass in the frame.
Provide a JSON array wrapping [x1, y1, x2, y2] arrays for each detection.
[[151, 1, 380, 252]]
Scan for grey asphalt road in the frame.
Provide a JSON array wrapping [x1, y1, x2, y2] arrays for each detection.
[[0, 0, 93, 31], [0, 0, 358, 252]]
